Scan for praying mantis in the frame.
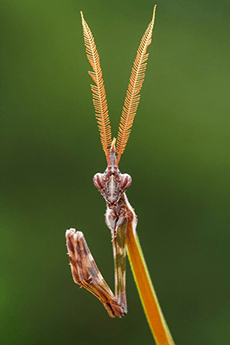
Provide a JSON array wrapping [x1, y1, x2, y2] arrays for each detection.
[[65, 8, 176, 344], [65, 8, 156, 317]]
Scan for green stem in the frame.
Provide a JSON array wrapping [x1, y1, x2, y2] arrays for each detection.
[[126, 222, 175, 345]]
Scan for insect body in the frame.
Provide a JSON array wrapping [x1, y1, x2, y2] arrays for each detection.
[[66, 7, 156, 317], [93, 139, 132, 239]]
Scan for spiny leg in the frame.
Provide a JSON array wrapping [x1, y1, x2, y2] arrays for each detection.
[[112, 199, 135, 314], [65, 228, 125, 317], [113, 222, 127, 314]]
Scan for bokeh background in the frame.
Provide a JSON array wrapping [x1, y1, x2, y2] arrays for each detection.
[[1, 0, 230, 344]]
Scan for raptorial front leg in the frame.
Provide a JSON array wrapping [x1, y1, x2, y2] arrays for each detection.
[[65, 228, 125, 317], [112, 200, 135, 315], [113, 222, 128, 314]]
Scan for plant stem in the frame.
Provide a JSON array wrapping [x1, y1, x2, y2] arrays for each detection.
[[126, 222, 175, 345]]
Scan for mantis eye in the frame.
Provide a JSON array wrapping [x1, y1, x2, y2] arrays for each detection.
[[93, 173, 105, 190], [120, 173, 132, 190]]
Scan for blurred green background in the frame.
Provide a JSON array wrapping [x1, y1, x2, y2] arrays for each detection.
[[1, 0, 230, 344]]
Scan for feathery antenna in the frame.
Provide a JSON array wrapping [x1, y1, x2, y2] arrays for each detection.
[[116, 5, 157, 164], [81, 12, 112, 163]]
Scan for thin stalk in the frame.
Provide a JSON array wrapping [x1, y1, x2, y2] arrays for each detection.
[[126, 222, 175, 345]]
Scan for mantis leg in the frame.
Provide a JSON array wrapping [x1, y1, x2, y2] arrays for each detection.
[[66, 228, 125, 317]]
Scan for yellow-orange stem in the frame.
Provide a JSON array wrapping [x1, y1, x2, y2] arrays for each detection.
[[126, 222, 175, 345]]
